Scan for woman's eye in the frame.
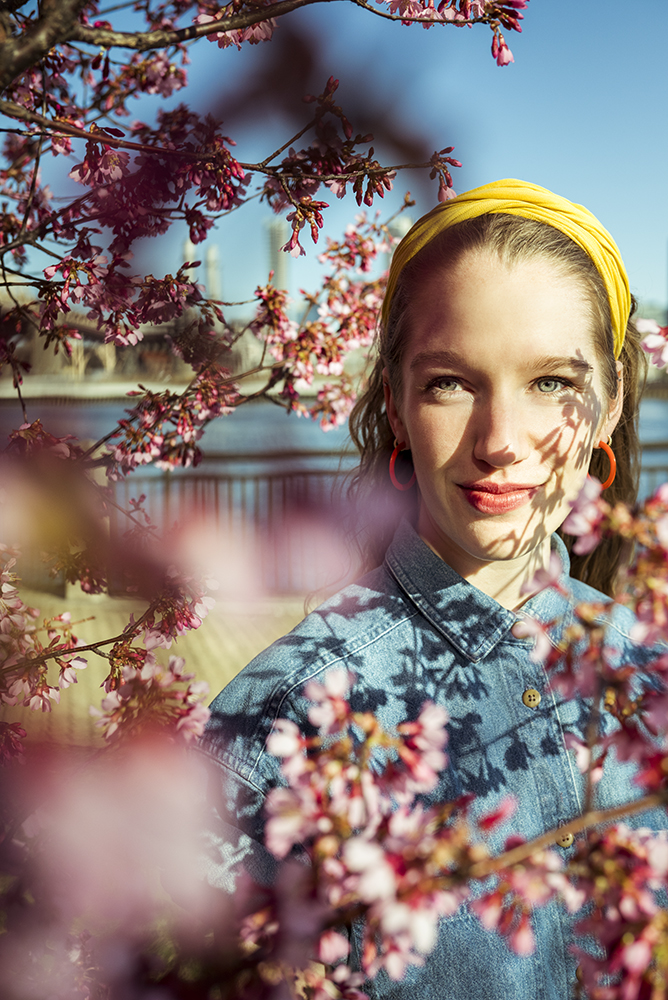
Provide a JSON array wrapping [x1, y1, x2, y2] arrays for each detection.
[[535, 377, 570, 394], [429, 377, 462, 393]]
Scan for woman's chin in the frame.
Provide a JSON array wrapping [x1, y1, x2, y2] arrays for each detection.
[[421, 503, 553, 568]]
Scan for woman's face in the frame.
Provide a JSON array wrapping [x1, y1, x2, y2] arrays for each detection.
[[385, 251, 623, 578]]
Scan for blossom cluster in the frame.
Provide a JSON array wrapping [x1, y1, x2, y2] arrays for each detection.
[[0, 545, 88, 727], [223, 470, 668, 998], [638, 318, 668, 370], [0, 0, 480, 392], [107, 365, 240, 476], [260, 669, 579, 992], [0, 416, 217, 762], [91, 647, 210, 744], [247, 211, 394, 423], [505, 476, 668, 998], [375, 0, 528, 65], [2, 64, 456, 359], [572, 825, 668, 999]]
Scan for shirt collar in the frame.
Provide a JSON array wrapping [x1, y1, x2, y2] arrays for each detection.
[[384, 519, 575, 662]]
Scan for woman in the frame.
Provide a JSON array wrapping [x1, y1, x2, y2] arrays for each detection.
[[199, 180, 664, 998]]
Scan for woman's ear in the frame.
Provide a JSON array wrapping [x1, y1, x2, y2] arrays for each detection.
[[383, 371, 409, 446], [600, 360, 624, 441]]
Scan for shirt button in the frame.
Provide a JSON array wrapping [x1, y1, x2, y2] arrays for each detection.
[[555, 831, 574, 849], [522, 688, 541, 708]]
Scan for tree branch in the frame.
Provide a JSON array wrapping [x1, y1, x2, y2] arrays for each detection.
[[0, 100, 440, 180], [4, 599, 162, 673], [349, 0, 494, 27], [0, 98, 218, 159], [0, 0, 89, 94], [69, 0, 330, 50], [468, 792, 668, 880]]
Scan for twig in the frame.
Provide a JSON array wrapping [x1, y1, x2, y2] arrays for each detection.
[[257, 117, 318, 170], [69, 0, 326, 50], [468, 792, 668, 880], [12, 370, 28, 424], [4, 598, 161, 673], [349, 0, 495, 27]]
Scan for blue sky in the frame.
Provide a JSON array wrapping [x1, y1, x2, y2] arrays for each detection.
[[149, 0, 668, 318], [42, 1, 668, 318]]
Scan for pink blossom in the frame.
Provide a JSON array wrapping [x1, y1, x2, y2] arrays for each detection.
[[267, 719, 305, 759], [508, 914, 535, 955], [561, 477, 606, 553], [511, 616, 553, 663], [621, 937, 652, 973], [492, 32, 514, 66], [175, 700, 210, 740], [143, 628, 172, 651], [473, 893, 503, 929], [638, 318, 668, 368], [69, 144, 130, 186], [641, 331, 668, 369], [265, 786, 319, 858], [520, 550, 566, 597], [564, 733, 604, 784], [477, 795, 517, 832], [58, 656, 87, 689], [305, 668, 353, 733], [656, 514, 668, 550], [318, 929, 350, 964], [393, 701, 449, 792]]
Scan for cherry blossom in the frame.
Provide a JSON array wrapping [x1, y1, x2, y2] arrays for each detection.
[[562, 476, 608, 554], [638, 317, 668, 369], [91, 650, 211, 744], [511, 615, 555, 664]]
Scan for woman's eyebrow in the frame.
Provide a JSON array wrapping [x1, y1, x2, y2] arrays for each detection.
[[409, 350, 465, 372], [409, 351, 594, 375], [528, 355, 594, 375]]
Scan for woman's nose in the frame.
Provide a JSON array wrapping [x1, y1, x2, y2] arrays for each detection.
[[472, 398, 530, 468]]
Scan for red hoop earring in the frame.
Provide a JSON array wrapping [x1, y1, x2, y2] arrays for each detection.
[[598, 437, 616, 490], [389, 440, 416, 491]]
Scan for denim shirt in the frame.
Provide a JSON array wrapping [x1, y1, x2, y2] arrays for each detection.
[[198, 519, 667, 1000]]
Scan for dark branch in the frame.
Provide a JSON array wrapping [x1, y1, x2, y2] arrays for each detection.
[[0, 0, 89, 93], [69, 0, 330, 51], [468, 791, 668, 880]]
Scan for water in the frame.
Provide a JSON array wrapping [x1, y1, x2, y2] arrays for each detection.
[[0, 397, 353, 475]]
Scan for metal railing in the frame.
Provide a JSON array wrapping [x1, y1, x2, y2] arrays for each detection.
[[20, 447, 668, 596], [111, 463, 354, 595], [640, 441, 668, 499], [107, 446, 668, 594]]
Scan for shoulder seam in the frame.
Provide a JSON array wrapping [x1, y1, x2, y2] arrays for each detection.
[[197, 744, 266, 794], [246, 608, 421, 783]]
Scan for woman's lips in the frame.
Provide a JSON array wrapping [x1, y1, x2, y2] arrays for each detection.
[[458, 482, 541, 514]]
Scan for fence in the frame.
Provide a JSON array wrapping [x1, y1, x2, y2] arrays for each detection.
[[110, 452, 358, 595], [20, 447, 668, 597], [108, 446, 668, 595], [639, 441, 668, 499]]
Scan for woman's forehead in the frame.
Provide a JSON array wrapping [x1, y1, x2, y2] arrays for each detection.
[[403, 253, 597, 364]]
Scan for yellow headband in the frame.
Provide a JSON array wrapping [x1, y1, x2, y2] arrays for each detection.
[[382, 179, 630, 358]]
